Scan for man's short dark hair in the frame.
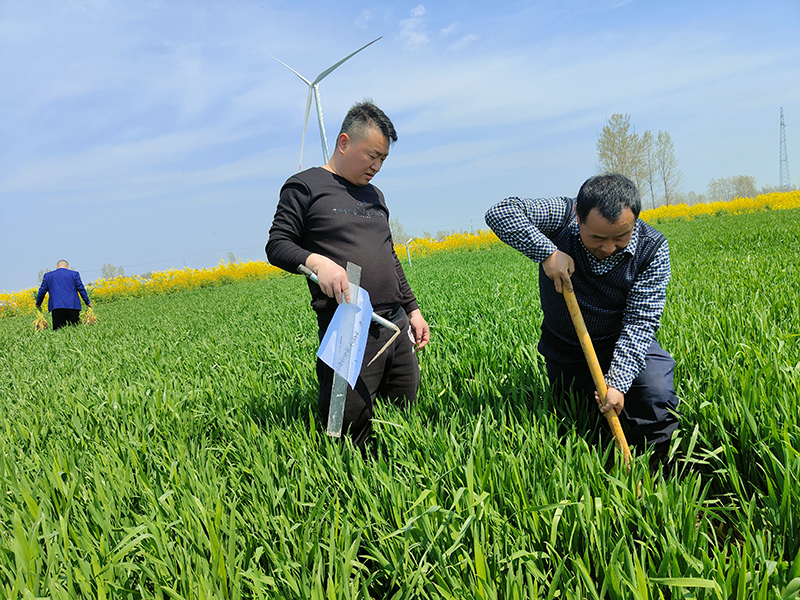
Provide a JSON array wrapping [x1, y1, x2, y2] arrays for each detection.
[[339, 99, 397, 145], [576, 173, 641, 222]]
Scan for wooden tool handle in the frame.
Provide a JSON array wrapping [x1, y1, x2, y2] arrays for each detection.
[[563, 287, 632, 466]]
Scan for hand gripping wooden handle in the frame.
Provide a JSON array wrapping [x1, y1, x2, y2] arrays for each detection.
[[563, 287, 632, 467]]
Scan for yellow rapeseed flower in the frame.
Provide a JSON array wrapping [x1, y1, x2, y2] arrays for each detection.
[[394, 230, 500, 260], [3, 191, 798, 317], [641, 190, 800, 223], [88, 261, 285, 304]]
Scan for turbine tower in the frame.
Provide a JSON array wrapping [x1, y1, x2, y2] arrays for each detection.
[[270, 37, 382, 170], [779, 107, 791, 191]]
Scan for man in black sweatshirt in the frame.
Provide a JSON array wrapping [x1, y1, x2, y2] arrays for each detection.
[[266, 100, 430, 452]]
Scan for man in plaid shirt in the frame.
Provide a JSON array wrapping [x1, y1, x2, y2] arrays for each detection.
[[485, 174, 679, 469]]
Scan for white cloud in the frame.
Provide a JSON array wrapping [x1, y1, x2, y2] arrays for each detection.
[[65, 0, 106, 14], [355, 10, 371, 30], [0, 125, 267, 195], [2, 0, 799, 290], [440, 23, 458, 36], [398, 4, 429, 50], [448, 34, 478, 51], [366, 27, 786, 138]]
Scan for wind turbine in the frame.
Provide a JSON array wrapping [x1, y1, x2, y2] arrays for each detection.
[[270, 37, 382, 170]]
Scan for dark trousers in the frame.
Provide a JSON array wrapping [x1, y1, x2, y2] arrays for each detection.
[[316, 307, 420, 452], [52, 309, 80, 330], [540, 328, 680, 448]]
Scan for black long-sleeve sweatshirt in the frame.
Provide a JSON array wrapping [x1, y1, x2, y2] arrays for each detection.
[[266, 167, 419, 316]]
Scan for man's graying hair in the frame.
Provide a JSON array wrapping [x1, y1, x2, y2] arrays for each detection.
[[576, 174, 641, 222], [338, 100, 397, 145]]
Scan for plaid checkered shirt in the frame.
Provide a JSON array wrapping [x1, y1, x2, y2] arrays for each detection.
[[485, 195, 670, 393]]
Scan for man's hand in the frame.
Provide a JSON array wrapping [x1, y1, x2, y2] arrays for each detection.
[[542, 250, 575, 294], [407, 309, 430, 350], [596, 387, 624, 416], [305, 254, 351, 304]]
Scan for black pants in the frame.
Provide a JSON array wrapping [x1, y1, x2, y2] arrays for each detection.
[[316, 307, 420, 452], [539, 328, 680, 448], [52, 309, 80, 330]]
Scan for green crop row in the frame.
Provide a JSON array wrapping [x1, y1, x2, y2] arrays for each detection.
[[0, 209, 798, 599]]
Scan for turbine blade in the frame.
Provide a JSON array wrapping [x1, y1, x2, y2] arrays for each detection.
[[312, 37, 382, 84], [270, 37, 382, 169], [268, 55, 312, 85]]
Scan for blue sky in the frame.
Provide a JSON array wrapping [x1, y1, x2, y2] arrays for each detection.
[[1, 0, 798, 292]]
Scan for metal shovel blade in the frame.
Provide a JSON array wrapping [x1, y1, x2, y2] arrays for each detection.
[[326, 262, 361, 437]]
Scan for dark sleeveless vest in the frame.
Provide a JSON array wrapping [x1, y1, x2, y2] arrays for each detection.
[[539, 198, 665, 344]]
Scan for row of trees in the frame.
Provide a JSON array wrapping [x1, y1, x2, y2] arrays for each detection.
[[102, 263, 126, 280], [394, 113, 789, 239], [672, 176, 780, 205], [389, 216, 471, 244], [596, 113, 795, 207], [596, 113, 683, 209], [36, 254, 246, 285], [706, 175, 758, 203], [37, 263, 126, 284], [422, 228, 469, 240]]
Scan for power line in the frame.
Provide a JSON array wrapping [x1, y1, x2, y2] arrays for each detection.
[[118, 246, 265, 271], [683, 122, 776, 189]]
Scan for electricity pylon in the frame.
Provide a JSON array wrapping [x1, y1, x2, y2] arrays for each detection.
[[779, 107, 791, 191], [270, 37, 382, 170]]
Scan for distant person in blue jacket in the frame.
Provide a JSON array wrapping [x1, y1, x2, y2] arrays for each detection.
[[35, 260, 92, 330]]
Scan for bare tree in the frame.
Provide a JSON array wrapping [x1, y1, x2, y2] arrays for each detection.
[[597, 115, 686, 207], [655, 131, 683, 206], [38, 268, 50, 284], [758, 184, 779, 195], [731, 175, 758, 199], [684, 191, 706, 206], [596, 113, 648, 195], [389, 215, 409, 243], [707, 175, 758, 202], [597, 114, 638, 175], [227, 251, 237, 264], [640, 130, 658, 209], [102, 263, 125, 279], [707, 178, 732, 202]]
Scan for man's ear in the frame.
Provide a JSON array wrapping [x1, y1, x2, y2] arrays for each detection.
[[336, 132, 350, 154]]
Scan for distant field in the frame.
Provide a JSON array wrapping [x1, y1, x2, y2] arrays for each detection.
[[1, 209, 798, 599], [3, 190, 798, 315]]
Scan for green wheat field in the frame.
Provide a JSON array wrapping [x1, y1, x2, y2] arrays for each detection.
[[1, 209, 799, 599]]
